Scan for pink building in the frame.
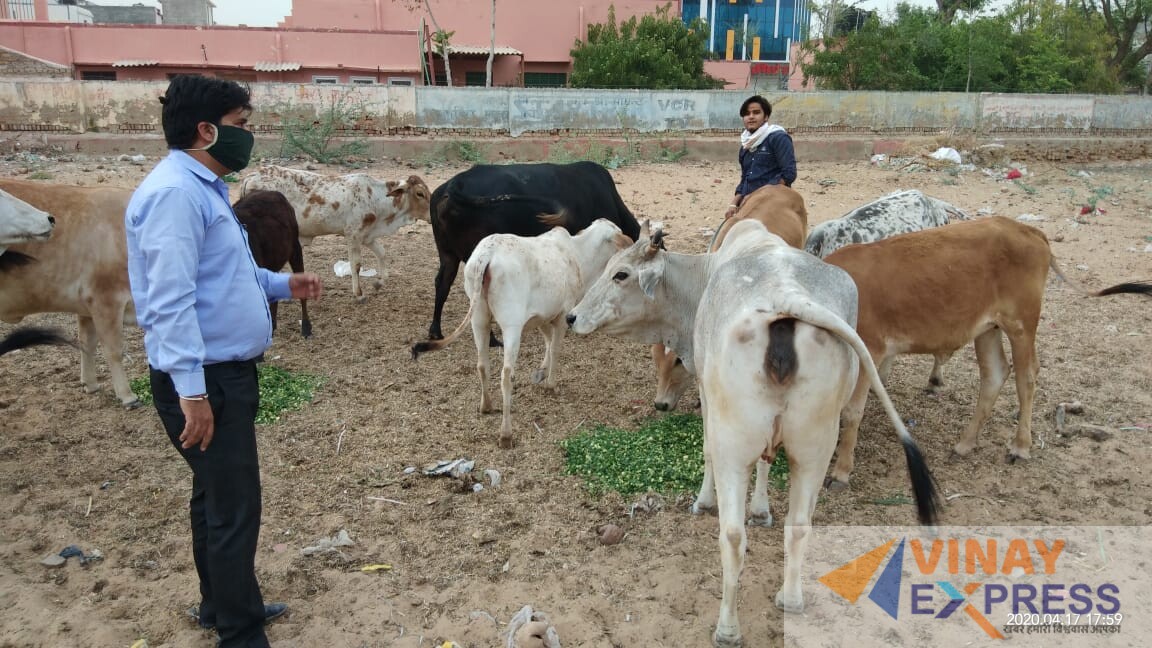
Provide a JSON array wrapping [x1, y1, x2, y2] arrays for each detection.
[[0, 0, 788, 88]]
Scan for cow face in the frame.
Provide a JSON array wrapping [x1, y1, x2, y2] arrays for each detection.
[[0, 188, 54, 246], [388, 175, 432, 222], [567, 230, 666, 337]]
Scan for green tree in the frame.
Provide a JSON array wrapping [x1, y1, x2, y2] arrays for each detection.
[[570, 3, 724, 89], [1077, 0, 1150, 88]]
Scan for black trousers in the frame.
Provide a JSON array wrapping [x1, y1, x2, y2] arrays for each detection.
[[151, 360, 270, 648]]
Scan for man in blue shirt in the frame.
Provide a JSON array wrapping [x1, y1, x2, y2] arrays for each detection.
[[725, 95, 797, 220], [126, 75, 322, 648]]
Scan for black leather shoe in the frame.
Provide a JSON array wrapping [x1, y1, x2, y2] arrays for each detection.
[[188, 603, 289, 630]]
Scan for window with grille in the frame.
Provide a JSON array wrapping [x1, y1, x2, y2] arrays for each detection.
[[312, 76, 338, 84], [81, 71, 117, 81], [523, 72, 566, 88], [465, 72, 487, 86]]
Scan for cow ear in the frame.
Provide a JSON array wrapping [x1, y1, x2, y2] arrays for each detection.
[[385, 180, 401, 196], [639, 219, 651, 239], [638, 259, 663, 300]]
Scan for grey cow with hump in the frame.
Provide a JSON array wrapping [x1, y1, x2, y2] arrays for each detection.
[[566, 219, 939, 647]]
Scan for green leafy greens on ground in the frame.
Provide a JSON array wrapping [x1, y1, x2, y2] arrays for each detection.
[[129, 364, 323, 424], [561, 413, 789, 497]]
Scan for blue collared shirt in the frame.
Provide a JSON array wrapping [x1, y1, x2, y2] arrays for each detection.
[[125, 150, 291, 397]]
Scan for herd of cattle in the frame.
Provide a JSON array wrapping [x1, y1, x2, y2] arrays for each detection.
[[2, 159, 1150, 646]]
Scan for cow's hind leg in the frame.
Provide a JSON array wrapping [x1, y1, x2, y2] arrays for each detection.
[[926, 352, 952, 394], [692, 391, 717, 516], [471, 309, 494, 415], [89, 305, 140, 409], [748, 458, 773, 527], [952, 329, 1009, 458], [709, 419, 756, 647], [827, 371, 871, 489], [1003, 324, 1039, 463], [497, 325, 523, 449], [430, 254, 460, 340], [776, 428, 833, 613]]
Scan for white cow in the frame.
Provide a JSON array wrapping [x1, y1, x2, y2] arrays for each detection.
[[0, 179, 139, 407], [239, 165, 431, 300], [1, 187, 55, 266], [411, 219, 632, 448], [804, 189, 969, 259], [567, 221, 939, 647]]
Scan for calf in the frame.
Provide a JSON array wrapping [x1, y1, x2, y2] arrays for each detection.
[[425, 162, 641, 341], [412, 219, 631, 448], [0, 179, 139, 407], [804, 189, 969, 259], [0, 327, 73, 356], [1, 187, 55, 271], [652, 183, 808, 411], [233, 190, 313, 338], [824, 216, 1152, 487], [240, 166, 431, 301], [567, 221, 938, 646]]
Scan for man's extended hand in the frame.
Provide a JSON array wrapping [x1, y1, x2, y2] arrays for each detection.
[[179, 398, 214, 451], [289, 273, 323, 300]]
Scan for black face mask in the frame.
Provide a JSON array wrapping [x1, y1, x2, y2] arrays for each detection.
[[187, 123, 254, 172]]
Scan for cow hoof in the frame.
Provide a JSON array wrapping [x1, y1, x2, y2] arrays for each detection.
[[691, 501, 717, 516], [300, 321, 313, 339], [530, 369, 546, 385], [354, 294, 368, 304], [712, 629, 743, 647], [775, 590, 805, 614], [428, 332, 444, 341], [748, 512, 773, 528], [498, 436, 514, 449], [122, 399, 143, 410], [823, 477, 849, 492], [1006, 451, 1030, 464]]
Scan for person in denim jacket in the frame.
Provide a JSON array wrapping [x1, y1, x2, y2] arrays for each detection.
[[724, 95, 797, 220]]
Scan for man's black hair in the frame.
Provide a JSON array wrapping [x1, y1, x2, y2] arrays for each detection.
[[739, 95, 772, 119], [159, 75, 252, 149]]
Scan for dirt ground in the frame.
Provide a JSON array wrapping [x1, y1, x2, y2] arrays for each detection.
[[1, 145, 1150, 648]]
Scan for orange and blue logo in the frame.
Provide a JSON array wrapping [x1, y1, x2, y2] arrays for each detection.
[[818, 536, 1120, 639]]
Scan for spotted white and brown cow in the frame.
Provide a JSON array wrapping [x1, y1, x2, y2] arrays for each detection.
[[239, 165, 431, 300]]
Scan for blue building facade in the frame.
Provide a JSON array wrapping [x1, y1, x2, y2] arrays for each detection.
[[682, 0, 811, 62]]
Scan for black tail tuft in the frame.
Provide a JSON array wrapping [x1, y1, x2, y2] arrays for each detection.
[[1096, 280, 1152, 297], [0, 250, 36, 273], [765, 319, 798, 384], [410, 342, 430, 360], [903, 439, 941, 525], [0, 327, 74, 357]]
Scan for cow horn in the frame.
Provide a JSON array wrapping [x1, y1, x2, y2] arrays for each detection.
[[648, 230, 667, 253]]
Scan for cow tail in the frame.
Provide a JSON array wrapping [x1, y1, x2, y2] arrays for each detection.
[[764, 318, 798, 385], [0, 327, 74, 357], [410, 261, 488, 360], [1050, 256, 1152, 298], [1095, 280, 1152, 297], [783, 299, 940, 525]]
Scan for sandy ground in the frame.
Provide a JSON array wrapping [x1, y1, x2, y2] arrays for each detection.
[[1, 145, 1151, 648]]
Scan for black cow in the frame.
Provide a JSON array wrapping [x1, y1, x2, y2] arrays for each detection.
[[233, 190, 313, 338], [426, 161, 641, 340]]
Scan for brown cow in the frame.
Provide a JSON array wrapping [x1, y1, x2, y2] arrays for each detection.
[[0, 179, 139, 407], [651, 184, 808, 411], [233, 190, 313, 338], [825, 215, 1151, 488]]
